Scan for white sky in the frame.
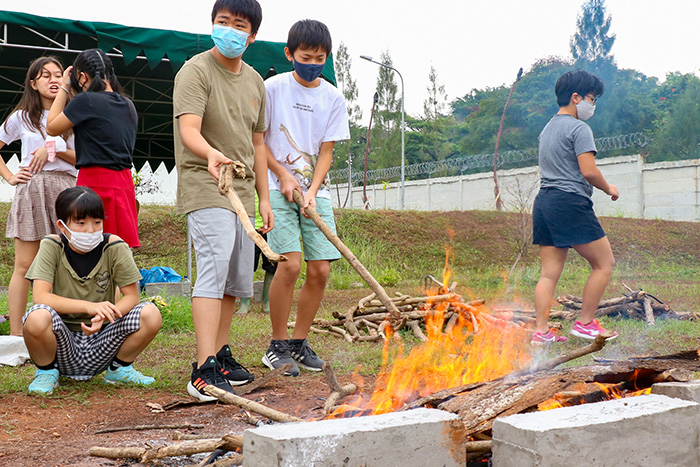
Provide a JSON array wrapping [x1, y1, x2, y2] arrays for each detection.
[[2, 0, 699, 122]]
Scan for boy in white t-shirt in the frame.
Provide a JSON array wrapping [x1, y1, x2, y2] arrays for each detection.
[[262, 19, 350, 376]]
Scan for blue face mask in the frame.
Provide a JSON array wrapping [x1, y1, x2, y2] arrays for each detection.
[[293, 59, 325, 83], [212, 24, 249, 59]]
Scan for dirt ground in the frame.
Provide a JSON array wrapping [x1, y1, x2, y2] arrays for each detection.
[[0, 372, 358, 466]]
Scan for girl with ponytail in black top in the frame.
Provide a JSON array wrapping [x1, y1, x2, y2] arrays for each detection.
[[47, 48, 140, 248]]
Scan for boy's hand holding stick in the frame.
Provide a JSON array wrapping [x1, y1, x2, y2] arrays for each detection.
[[218, 163, 287, 263], [290, 190, 405, 329]]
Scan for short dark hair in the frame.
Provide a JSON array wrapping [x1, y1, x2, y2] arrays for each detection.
[[211, 0, 263, 34], [56, 186, 105, 222], [555, 70, 605, 107], [287, 19, 332, 56], [70, 48, 125, 95]]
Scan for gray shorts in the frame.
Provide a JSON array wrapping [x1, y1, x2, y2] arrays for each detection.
[[188, 208, 254, 299]]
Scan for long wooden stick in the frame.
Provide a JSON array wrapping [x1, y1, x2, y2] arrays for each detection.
[[219, 163, 287, 263], [89, 436, 243, 461], [94, 423, 204, 434], [291, 190, 403, 325], [515, 331, 615, 376], [203, 385, 304, 423]]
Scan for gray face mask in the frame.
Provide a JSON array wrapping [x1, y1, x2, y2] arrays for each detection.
[[576, 99, 596, 121]]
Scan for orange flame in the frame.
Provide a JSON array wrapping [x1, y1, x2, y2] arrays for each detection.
[[330, 250, 532, 417]]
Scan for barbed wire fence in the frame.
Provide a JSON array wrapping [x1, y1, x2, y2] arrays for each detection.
[[330, 132, 651, 186]]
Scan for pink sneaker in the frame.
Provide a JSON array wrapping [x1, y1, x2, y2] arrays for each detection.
[[570, 319, 618, 340], [531, 329, 568, 345]]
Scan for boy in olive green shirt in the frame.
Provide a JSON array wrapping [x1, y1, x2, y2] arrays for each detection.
[[173, 0, 273, 401]]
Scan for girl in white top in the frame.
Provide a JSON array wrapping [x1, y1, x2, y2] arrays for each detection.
[[0, 56, 77, 335]]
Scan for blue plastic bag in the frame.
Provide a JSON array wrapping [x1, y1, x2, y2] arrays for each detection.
[[139, 266, 182, 291]]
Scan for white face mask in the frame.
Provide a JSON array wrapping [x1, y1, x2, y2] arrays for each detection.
[[59, 220, 103, 253], [576, 99, 596, 121]]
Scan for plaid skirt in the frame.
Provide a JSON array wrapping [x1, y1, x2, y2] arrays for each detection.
[[6, 171, 77, 241]]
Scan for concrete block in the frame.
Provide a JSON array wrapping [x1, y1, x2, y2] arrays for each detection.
[[144, 281, 189, 297], [493, 394, 700, 467], [653, 380, 700, 403], [243, 408, 466, 467]]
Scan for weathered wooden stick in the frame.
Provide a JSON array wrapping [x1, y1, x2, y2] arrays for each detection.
[[219, 163, 287, 263], [322, 362, 342, 393], [324, 383, 359, 414], [643, 297, 656, 326], [94, 423, 204, 434], [407, 320, 428, 342], [358, 292, 376, 310], [236, 363, 293, 396], [517, 331, 614, 376], [203, 386, 304, 423], [465, 440, 493, 453], [90, 436, 243, 461], [362, 293, 460, 309], [291, 190, 403, 326]]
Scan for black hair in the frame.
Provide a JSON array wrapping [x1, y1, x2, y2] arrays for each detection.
[[5, 56, 65, 138], [70, 49, 125, 95], [555, 70, 605, 107], [55, 186, 105, 222], [211, 0, 263, 34], [287, 19, 332, 56]]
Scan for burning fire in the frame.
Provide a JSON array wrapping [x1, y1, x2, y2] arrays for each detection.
[[538, 377, 652, 411], [330, 249, 533, 417]]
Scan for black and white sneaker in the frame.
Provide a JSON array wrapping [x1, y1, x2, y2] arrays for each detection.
[[216, 344, 254, 386], [262, 340, 300, 377], [290, 338, 325, 372], [186, 356, 236, 402]]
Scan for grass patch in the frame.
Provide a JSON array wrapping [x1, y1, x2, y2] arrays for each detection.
[[2, 205, 700, 396]]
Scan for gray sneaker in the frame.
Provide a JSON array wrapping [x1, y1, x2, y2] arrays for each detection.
[[262, 340, 300, 377], [290, 339, 325, 372]]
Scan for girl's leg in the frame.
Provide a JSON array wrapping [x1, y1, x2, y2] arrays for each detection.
[[572, 236, 615, 324], [115, 303, 162, 362], [8, 239, 40, 336], [268, 252, 302, 340], [22, 308, 57, 365], [534, 246, 568, 333]]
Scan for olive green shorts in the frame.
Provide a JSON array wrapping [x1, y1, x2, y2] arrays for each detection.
[[268, 190, 341, 261]]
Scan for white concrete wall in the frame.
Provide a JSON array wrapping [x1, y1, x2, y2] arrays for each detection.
[[2, 153, 699, 222]]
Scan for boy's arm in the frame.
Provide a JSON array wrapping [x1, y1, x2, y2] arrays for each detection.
[[301, 141, 335, 216], [32, 279, 124, 323], [578, 152, 619, 200], [178, 113, 231, 182], [266, 140, 302, 202], [253, 132, 273, 233]]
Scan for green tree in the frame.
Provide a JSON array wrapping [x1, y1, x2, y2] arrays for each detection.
[[423, 66, 448, 120], [570, 0, 616, 63], [649, 75, 700, 161], [334, 42, 363, 124], [370, 50, 401, 169]]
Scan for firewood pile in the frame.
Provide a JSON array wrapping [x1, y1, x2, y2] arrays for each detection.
[[292, 287, 561, 344], [555, 285, 699, 325]]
